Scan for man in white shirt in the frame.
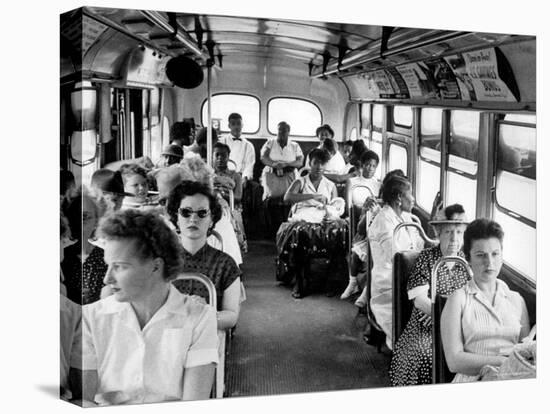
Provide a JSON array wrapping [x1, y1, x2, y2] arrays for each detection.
[[219, 113, 256, 184]]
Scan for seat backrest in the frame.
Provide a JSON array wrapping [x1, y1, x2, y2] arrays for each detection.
[[392, 250, 421, 344], [172, 272, 217, 310], [432, 294, 454, 383]]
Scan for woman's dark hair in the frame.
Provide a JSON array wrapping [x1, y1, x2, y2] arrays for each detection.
[[213, 142, 231, 155], [97, 209, 185, 281], [360, 150, 379, 165], [444, 203, 465, 220], [316, 124, 334, 138], [463, 219, 504, 261], [308, 148, 331, 165], [196, 127, 218, 146], [349, 140, 367, 167], [170, 122, 193, 146], [381, 176, 411, 205], [379, 169, 406, 197], [166, 180, 223, 231], [320, 137, 336, 155]]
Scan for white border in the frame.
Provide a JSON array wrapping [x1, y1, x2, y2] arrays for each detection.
[[2, 0, 546, 413]]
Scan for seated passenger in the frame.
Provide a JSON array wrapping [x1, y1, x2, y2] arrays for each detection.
[[368, 176, 424, 349], [260, 121, 304, 199], [166, 181, 242, 331], [77, 209, 217, 406], [348, 140, 368, 173], [340, 140, 354, 172], [119, 163, 155, 209], [61, 189, 108, 305], [320, 137, 348, 178], [213, 142, 247, 254], [389, 204, 470, 386], [278, 148, 347, 298], [341, 150, 382, 300], [90, 169, 126, 215], [441, 219, 530, 382], [185, 127, 218, 160], [157, 144, 184, 168]]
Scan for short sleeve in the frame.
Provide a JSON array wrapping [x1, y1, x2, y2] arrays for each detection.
[[260, 139, 272, 158], [79, 306, 98, 371], [219, 253, 241, 292], [184, 305, 219, 368]]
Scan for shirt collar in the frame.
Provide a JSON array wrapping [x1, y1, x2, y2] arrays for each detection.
[[182, 243, 209, 258], [97, 284, 188, 317], [465, 278, 510, 299]]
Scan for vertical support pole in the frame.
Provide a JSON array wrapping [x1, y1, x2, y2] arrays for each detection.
[[206, 61, 213, 167]]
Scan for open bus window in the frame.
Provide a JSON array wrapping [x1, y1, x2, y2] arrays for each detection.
[[370, 131, 383, 180], [372, 104, 384, 130], [267, 97, 321, 137], [360, 103, 371, 137], [392, 106, 412, 128], [449, 110, 479, 168], [349, 127, 357, 141], [417, 108, 442, 211], [388, 143, 408, 174], [494, 115, 536, 281], [201, 93, 260, 134]]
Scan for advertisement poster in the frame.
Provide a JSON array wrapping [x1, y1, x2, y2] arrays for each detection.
[[443, 54, 478, 100], [458, 48, 518, 101], [423, 58, 462, 100], [384, 67, 410, 99], [396, 62, 438, 99]]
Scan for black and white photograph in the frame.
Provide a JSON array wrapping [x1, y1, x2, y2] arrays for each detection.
[[2, 0, 547, 413]]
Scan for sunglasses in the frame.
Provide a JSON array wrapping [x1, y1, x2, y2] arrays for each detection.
[[178, 208, 211, 219]]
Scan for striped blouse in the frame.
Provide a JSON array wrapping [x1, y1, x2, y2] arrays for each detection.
[[453, 278, 527, 382]]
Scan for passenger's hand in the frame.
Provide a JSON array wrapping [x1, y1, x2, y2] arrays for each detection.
[[189, 295, 207, 305], [362, 196, 377, 211], [313, 194, 328, 204]]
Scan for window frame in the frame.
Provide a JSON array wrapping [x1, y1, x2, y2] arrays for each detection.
[[494, 118, 536, 228], [266, 96, 323, 138], [446, 110, 481, 180], [390, 105, 413, 134], [387, 139, 409, 176], [200, 92, 261, 135]]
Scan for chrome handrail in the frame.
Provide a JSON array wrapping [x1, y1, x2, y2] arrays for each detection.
[[391, 221, 438, 349], [430, 256, 473, 383], [174, 272, 217, 311]]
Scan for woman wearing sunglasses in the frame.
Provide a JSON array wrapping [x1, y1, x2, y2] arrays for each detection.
[[167, 180, 242, 330]]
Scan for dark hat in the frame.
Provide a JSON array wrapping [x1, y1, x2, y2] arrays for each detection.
[[91, 169, 129, 196], [161, 144, 184, 159]]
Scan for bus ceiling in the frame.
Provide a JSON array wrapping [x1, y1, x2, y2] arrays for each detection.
[[61, 7, 535, 108]]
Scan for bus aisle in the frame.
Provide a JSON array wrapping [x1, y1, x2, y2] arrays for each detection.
[[225, 239, 391, 397]]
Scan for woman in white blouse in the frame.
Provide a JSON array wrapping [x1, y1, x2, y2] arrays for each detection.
[[260, 121, 304, 200], [441, 219, 530, 382], [368, 176, 424, 349]]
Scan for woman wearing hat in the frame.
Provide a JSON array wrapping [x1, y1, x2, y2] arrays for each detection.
[[158, 144, 184, 168], [389, 204, 470, 386]]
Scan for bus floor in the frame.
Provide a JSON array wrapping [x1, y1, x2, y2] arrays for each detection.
[[224, 239, 392, 398]]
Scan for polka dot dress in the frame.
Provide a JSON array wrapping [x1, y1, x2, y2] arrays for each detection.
[[389, 247, 470, 386]]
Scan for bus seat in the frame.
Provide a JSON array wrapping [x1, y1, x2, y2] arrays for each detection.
[[171, 272, 225, 398], [392, 250, 421, 345], [432, 294, 453, 383]]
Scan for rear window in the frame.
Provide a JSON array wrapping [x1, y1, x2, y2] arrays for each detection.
[[201, 94, 260, 134], [267, 97, 322, 136]]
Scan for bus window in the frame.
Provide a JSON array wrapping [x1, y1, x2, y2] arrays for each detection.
[[417, 108, 442, 211], [202, 93, 260, 134], [162, 116, 170, 148], [388, 143, 408, 175], [494, 116, 536, 280], [445, 110, 479, 218], [360, 103, 371, 138], [371, 131, 383, 179], [392, 106, 412, 129], [268, 97, 321, 136], [349, 127, 357, 141], [149, 89, 162, 163], [372, 104, 384, 129]]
